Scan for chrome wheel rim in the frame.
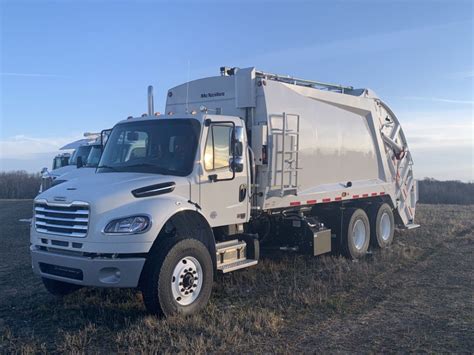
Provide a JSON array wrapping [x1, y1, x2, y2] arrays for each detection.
[[171, 256, 203, 306], [380, 212, 391, 241], [352, 219, 367, 250]]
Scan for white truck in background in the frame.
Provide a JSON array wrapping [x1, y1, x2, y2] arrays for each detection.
[[51, 152, 72, 170], [40, 131, 110, 191], [30, 67, 418, 316]]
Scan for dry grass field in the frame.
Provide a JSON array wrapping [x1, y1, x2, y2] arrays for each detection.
[[0, 200, 472, 353]]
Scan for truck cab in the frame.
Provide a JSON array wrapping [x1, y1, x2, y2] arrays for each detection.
[[31, 113, 252, 316], [52, 153, 71, 170]]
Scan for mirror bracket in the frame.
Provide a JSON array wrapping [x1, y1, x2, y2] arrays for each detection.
[[76, 156, 84, 169]]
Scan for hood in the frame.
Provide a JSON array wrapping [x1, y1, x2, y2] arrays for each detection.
[[37, 172, 190, 207], [49, 165, 76, 178], [55, 167, 96, 181]]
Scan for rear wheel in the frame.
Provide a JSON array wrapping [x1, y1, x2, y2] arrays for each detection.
[[370, 203, 395, 248], [141, 238, 213, 317], [42, 277, 82, 296], [341, 208, 370, 259]]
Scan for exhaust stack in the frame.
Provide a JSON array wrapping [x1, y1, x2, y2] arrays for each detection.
[[147, 85, 154, 116]]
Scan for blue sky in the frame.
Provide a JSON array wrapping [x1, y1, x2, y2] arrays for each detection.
[[1, 0, 473, 180]]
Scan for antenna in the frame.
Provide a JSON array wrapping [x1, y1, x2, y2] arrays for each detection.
[[185, 59, 190, 114]]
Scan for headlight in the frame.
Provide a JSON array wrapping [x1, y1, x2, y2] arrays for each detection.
[[104, 215, 151, 234]]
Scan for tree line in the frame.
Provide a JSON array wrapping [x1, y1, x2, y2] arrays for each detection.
[[417, 178, 474, 205], [0, 171, 42, 199], [0, 171, 472, 204]]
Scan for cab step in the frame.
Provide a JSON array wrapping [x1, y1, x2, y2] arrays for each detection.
[[218, 259, 258, 273], [397, 223, 420, 230], [216, 237, 259, 273]]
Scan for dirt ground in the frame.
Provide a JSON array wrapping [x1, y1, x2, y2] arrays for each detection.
[[0, 200, 472, 353]]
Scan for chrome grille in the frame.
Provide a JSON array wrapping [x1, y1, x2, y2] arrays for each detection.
[[34, 200, 89, 238]]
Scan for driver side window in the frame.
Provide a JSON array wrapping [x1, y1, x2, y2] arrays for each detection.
[[204, 125, 232, 171]]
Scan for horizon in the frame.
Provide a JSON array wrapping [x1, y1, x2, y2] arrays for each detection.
[[1, 0, 473, 181]]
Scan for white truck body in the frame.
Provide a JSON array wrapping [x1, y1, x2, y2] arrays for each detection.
[[30, 67, 418, 316], [166, 68, 417, 226]]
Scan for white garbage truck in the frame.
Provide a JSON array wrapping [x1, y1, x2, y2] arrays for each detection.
[[30, 67, 418, 316]]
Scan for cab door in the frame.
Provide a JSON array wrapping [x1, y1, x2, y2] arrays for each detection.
[[198, 117, 249, 227]]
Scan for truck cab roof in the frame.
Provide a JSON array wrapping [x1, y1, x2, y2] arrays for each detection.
[[115, 113, 243, 126]]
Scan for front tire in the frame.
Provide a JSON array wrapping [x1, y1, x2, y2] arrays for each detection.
[[42, 277, 82, 296], [141, 238, 213, 317], [341, 208, 370, 259]]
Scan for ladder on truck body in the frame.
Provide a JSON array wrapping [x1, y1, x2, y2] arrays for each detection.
[[268, 112, 301, 197]]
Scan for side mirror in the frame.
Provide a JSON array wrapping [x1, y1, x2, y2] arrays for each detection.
[[229, 157, 244, 173], [101, 128, 112, 147], [76, 156, 84, 168], [41, 167, 48, 174], [232, 126, 244, 156], [230, 126, 244, 173], [234, 126, 244, 143]]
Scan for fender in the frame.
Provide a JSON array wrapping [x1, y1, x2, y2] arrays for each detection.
[[140, 209, 217, 287]]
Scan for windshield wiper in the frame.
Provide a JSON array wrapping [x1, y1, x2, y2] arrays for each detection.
[[124, 163, 171, 175], [97, 165, 119, 171], [125, 163, 156, 168]]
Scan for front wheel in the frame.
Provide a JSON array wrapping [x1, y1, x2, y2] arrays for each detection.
[[141, 238, 213, 317]]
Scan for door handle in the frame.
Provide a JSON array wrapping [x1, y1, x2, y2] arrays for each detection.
[[239, 184, 247, 202]]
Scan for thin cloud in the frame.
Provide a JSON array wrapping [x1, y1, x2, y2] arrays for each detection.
[[401, 96, 473, 105], [0, 134, 82, 159], [0, 72, 67, 78], [395, 109, 473, 181], [244, 19, 472, 71], [447, 69, 474, 80]]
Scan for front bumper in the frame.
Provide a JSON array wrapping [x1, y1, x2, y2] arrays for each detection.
[[31, 246, 146, 288]]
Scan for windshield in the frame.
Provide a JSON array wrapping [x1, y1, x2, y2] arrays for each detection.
[[53, 156, 70, 170], [97, 119, 201, 176], [69, 145, 93, 165], [85, 145, 102, 167]]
